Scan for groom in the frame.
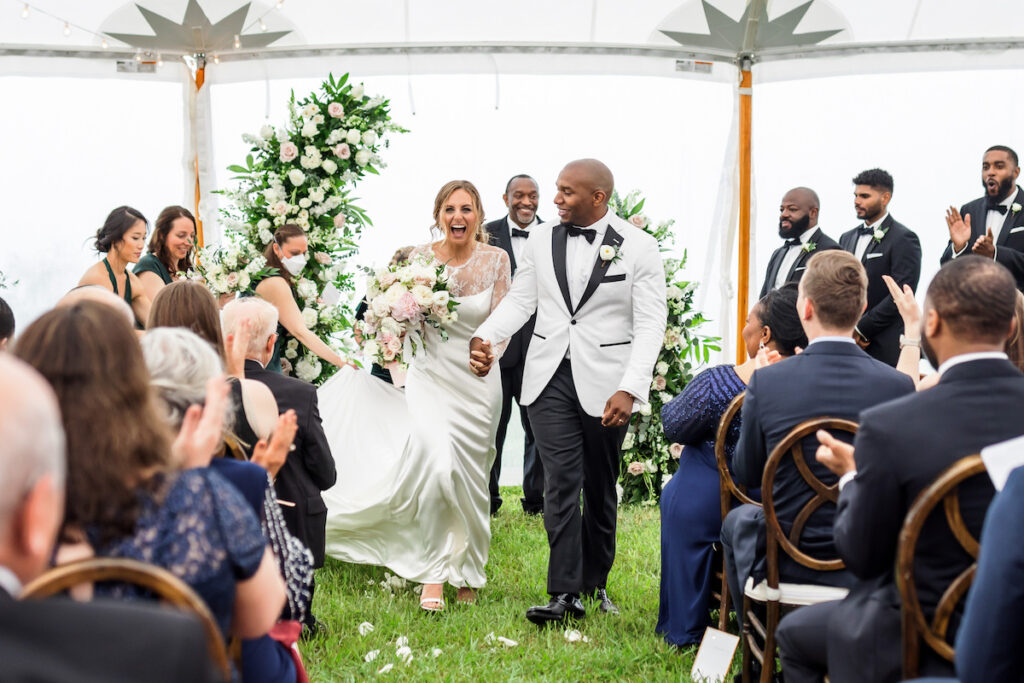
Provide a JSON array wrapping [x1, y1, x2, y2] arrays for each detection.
[[472, 159, 667, 625]]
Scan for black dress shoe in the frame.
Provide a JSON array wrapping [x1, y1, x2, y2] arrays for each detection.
[[300, 615, 326, 640], [525, 593, 585, 626], [585, 588, 620, 615]]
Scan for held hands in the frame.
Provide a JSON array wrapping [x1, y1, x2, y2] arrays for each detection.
[[469, 337, 495, 377], [251, 409, 298, 479], [601, 391, 634, 428], [172, 374, 231, 469], [882, 274, 920, 331], [814, 429, 856, 478], [946, 206, 972, 253], [973, 227, 996, 259]]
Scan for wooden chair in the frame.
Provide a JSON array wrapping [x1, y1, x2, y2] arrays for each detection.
[[21, 557, 232, 681], [742, 418, 858, 683], [712, 391, 760, 630], [897, 454, 986, 679]]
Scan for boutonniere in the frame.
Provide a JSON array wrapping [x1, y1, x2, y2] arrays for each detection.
[[802, 242, 816, 254], [599, 244, 622, 267], [1013, 203, 1022, 214], [872, 227, 888, 244]]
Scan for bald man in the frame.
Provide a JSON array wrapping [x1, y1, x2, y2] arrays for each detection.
[[474, 159, 667, 625], [760, 187, 842, 298]]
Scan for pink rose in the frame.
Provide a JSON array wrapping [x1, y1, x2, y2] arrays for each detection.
[[669, 443, 683, 459], [391, 292, 422, 323], [271, 201, 289, 216], [629, 214, 648, 228], [333, 213, 346, 229], [327, 101, 345, 118], [379, 271, 397, 288], [279, 141, 299, 163], [280, 358, 293, 375], [334, 143, 351, 159], [386, 336, 402, 354], [653, 375, 667, 391], [314, 252, 332, 265], [381, 345, 396, 361], [225, 272, 240, 289], [627, 461, 645, 476]]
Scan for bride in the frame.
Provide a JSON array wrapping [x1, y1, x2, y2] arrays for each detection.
[[318, 180, 512, 610]]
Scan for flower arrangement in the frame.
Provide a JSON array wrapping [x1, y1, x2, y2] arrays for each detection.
[[355, 254, 459, 369], [197, 73, 406, 385], [610, 190, 721, 506]]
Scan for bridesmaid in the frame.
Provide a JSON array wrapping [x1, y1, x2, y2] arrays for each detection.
[[656, 283, 805, 647], [134, 205, 197, 300], [77, 205, 151, 329]]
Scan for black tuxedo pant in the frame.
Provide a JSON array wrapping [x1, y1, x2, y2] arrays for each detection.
[[527, 359, 628, 595], [489, 361, 543, 514]]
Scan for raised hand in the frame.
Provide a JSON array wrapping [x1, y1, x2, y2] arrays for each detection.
[[814, 429, 856, 478], [601, 390, 634, 428], [946, 206, 972, 253], [469, 337, 494, 377], [172, 374, 230, 469], [224, 318, 253, 378], [972, 227, 996, 258], [251, 409, 298, 479], [882, 274, 920, 331], [754, 345, 783, 369]]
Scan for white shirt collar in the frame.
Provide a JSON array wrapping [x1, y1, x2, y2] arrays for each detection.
[[790, 227, 816, 245], [864, 213, 889, 230], [994, 188, 1020, 209], [578, 210, 610, 237], [508, 215, 539, 231], [0, 565, 23, 597], [808, 335, 857, 345], [246, 357, 266, 369], [938, 351, 1008, 375]]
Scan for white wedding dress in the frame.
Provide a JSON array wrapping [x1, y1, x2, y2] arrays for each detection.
[[319, 243, 511, 587]]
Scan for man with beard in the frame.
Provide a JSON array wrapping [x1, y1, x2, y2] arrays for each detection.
[[839, 169, 921, 366], [759, 187, 842, 298], [775, 255, 1024, 683], [942, 145, 1024, 291], [484, 174, 544, 516]]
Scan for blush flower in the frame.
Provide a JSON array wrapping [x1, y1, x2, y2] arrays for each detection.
[[279, 141, 298, 163], [327, 101, 345, 118]]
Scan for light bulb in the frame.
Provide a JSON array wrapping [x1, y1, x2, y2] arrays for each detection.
[[276, 0, 285, 8], [135, 49, 142, 62], [258, 18, 267, 32], [212, 54, 220, 64], [233, 34, 240, 49], [21, 4, 29, 19], [156, 53, 163, 66], [63, 22, 71, 36], [100, 38, 108, 49]]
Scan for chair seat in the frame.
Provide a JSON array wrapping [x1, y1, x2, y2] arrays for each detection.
[[744, 576, 848, 606]]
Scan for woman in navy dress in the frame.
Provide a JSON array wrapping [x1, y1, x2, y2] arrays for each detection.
[[657, 284, 805, 646]]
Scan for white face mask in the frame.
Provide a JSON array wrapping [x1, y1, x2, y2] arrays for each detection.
[[281, 253, 307, 276]]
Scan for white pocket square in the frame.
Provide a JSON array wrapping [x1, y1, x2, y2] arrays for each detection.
[[793, 266, 806, 272], [1011, 226, 1024, 234], [866, 253, 883, 260]]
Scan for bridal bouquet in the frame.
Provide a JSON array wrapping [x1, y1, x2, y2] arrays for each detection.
[[355, 254, 459, 369]]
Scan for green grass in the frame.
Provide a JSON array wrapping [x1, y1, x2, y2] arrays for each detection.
[[301, 487, 741, 681]]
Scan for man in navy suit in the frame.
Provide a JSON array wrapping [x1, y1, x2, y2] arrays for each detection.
[[759, 187, 842, 298], [942, 145, 1024, 291], [484, 174, 544, 516], [839, 169, 921, 366], [722, 250, 915, 629], [776, 255, 1024, 683]]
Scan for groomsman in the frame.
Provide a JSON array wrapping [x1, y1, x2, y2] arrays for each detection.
[[759, 187, 841, 298], [839, 169, 921, 366], [484, 174, 544, 516], [942, 145, 1024, 291]]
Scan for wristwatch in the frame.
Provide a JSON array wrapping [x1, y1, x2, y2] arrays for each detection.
[[899, 335, 921, 349]]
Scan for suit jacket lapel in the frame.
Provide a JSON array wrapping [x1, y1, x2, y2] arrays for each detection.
[[574, 225, 623, 315], [551, 224, 573, 314], [788, 228, 820, 277], [839, 229, 856, 253], [764, 246, 786, 292], [862, 215, 893, 261], [500, 218, 518, 272], [997, 188, 1024, 246]]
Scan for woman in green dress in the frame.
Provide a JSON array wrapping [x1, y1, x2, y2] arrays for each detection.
[[77, 206, 151, 328], [134, 205, 197, 301]]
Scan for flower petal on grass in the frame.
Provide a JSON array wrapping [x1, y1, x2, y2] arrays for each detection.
[[396, 646, 413, 664], [564, 629, 583, 643], [432, 648, 443, 658], [377, 663, 393, 674], [497, 637, 518, 648], [364, 650, 380, 663], [358, 622, 375, 636], [396, 636, 409, 648]]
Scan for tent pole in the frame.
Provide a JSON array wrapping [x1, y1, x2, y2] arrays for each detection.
[[194, 63, 205, 248], [735, 64, 752, 364]]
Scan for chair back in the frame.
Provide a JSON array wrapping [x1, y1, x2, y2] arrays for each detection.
[[21, 557, 231, 681], [715, 392, 760, 521], [897, 454, 986, 679], [761, 417, 858, 586]]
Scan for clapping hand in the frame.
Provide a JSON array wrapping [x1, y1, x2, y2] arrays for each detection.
[[469, 337, 494, 377], [814, 429, 856, 478], [973, 227, 996, 258], [251, 409, 298, 479], [172, 374, 230, 469], [754, 345, 783, 370], [882, 274, 919, 331], [224, 319, 253, 378], [946, 206, 972, 253]]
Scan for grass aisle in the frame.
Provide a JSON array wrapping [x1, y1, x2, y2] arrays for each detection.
[[301, 487, 731, 681]]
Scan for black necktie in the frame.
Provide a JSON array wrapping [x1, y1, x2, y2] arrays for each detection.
[[856, 224, 873, 235], [566, 225, 597, 244], [990, 204, 1008, 215], [510, 228, 530, 238]]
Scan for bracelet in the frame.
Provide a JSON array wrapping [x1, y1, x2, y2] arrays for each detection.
[[899, 334, 921, 349]]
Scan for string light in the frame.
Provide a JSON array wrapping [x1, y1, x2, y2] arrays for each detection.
[[135, 49, 143, 62], [212, 54, 220, 64], [258, 17, 267, 32], [62, 22, 70, 36], [156, 53, 163, 66], [21, 4, 29, 19], [276, 0, 285, 8], [100, 38, 108, 49], [233, 34, 241, 49]]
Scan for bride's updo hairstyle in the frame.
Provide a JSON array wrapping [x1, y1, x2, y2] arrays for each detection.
[[94, 205, 148, 254], [263, 223, 307, 286], [432, 180, 488, 244]]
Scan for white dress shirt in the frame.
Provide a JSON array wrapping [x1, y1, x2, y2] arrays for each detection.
[[854, 213, 888, 261], [808, 335, 857, 346], [953, 187, 1019, 258], [566, 211, 608, 308], [0, 565, 22, 597], [508, 215, 539, 266], [775, 228, 815, 289]]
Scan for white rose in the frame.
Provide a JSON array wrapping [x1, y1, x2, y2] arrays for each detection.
[[288, 169, 305, 186], [362, 130, 378, 146], [301, 307, 318, 328], [301, 120, 318, 138], [259, 123, 274, 140], [299, 154, 321, 170], [431, 290, 450, 307], [355, 150, 371, 167], [284, 347, 298, 359], [659, 391, 673, 404], [322, 159, 337, 175], [384, 282, 409, 306], [599, 245, 616, 261], [644, 460, 657, 473], [258, 227, 273, 244], [639, 402, 651, 416], [299, 197, 312, 209], [286, 338, 299, 351], [295, 356, 322, 383], [346, 129, 362, 145], [411, 285, 434, 307], [666, 285, 684, 300], [656, 361, 669, 376], [370, 295, 391, 318], [302, 103, 318, 118], [296, 278, 318, 301], [662, 473, 673, 488], [237, 271, 250, 291], [351, 84, 365, 99], [622, 432, 635, 450], [257, 218, 271, 230], [309, 188, 325, 203], [363, 339, 380, 359], [275, 129, 290, 143]]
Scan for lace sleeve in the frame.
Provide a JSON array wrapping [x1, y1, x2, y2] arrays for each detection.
[[490, 249, 513, 358], [261, 474, 313, 622]]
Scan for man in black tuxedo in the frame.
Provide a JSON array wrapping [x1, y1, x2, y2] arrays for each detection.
[[222, 297, 336, 636], [776, 255, 1024, 683], [722, 251, 915, 629], [484, 174, 543, 516], [759, 187, 842, 298], [0, 355, 218, 682], [839, 169, 922, 366], [942, 145, 1024, 291]]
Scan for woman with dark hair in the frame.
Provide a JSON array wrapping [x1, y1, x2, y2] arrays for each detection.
[[656, 283, 805, 647], [13, 301, 286, 649], [77, 205, 152, 328], [253, 224, 346, 374], [134, 205, 197, 301], [0, 295, 13, 350]]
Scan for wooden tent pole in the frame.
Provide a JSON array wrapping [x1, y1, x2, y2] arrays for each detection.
[[736, 65, 753, 364], [194, 63, 205, 248]]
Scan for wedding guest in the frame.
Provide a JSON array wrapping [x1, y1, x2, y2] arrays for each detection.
[[134, 205, 197, 301], [253, 224, 346, 374], [723, 250, 915, 636], [0, 295, 13, 349], [839, 169, 921, 366], [13, 301, 286, 644], [485, 174, 544, 516], [77, 206, 152, 329], [776, 255, 1024, 683], [657, 284, 804, 647], [0, 355, 219, 683], [759, 187, 841, 298], [222, 296, 335, 636], [943, 145, 1024, 291]]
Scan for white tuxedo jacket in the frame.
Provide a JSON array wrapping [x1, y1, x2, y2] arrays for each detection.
[[475, 212, 667, 417]]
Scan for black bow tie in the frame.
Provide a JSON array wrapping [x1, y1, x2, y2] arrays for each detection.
[[566, 225, 597, 244], [989, 204, 1008, 215], [784, 238, 801, 248], [510, 227, 530, 238], [857, 225, 874, 235]]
